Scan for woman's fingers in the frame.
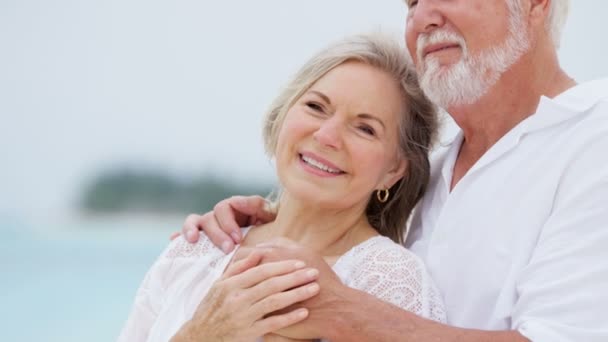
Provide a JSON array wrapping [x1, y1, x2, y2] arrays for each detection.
[[252, 308, 309, 337], [227, 260, 313, 290], [221, 250, 263, 279], [251, 282, 319, 318], [245, 267, 319, 304]]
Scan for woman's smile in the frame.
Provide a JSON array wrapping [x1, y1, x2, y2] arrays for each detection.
[[298, 152, 346, 178]]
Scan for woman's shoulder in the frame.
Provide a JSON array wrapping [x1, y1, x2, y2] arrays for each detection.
[[162, 234, 220, 260], [334, 235, 446, 322], [162, 226, 250, 259], [337, 235, 426, 273]]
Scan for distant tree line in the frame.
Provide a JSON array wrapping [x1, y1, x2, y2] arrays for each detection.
[[80, 168, 275, 215]]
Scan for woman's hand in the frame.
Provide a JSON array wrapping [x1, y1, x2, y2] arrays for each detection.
[[263, 333, 313, 342], [255, 238, 350, 340], [171, 195, 276, 253], [171, 251, 320, 342]]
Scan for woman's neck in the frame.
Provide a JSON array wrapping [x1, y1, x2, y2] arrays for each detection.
[[243, 192, 378, 258]]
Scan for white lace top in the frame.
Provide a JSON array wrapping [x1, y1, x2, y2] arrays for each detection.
[[118, 229, 446, 342]]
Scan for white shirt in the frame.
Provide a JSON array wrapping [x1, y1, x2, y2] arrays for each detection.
[[407, 78, 608, 342], [118, 230, 445, 341]]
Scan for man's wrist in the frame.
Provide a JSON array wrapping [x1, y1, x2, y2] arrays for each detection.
[[324, 286, 366, 341]]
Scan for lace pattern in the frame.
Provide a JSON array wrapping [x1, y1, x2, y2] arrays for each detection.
[[333, 236, 446, 323]]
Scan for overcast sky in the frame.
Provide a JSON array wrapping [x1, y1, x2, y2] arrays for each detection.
[[1, 1, 607, 220]]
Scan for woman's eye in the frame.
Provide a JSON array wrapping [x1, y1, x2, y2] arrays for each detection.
[[358, 125, 376, 136], [306, 102, 324, 112], [409, 0, 418, 8]]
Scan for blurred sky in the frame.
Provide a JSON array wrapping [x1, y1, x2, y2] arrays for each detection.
[[1, 1, 607, 222]]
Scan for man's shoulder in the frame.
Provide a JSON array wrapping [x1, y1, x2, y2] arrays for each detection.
[[552, 78, 608, 114]]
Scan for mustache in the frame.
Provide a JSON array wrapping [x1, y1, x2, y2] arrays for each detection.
[[416, 30, 467, 61]]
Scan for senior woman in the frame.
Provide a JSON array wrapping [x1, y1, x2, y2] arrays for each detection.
[[118, 32, 444, 342]]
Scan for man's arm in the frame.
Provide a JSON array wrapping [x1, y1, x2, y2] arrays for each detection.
[[256, 240, 529, 342], [178, 195, 275, 252], [327, 286, 528, 342]]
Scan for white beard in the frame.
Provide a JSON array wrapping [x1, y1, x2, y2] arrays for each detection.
[[416, 7, 530, 108]]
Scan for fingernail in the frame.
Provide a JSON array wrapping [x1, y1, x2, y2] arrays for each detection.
[[294, 261, 305, 269], [307, 283, 320, 294], [306, 269, 319, 278], [296, 308, 308, 318], [186, 230, 195, 241], [230, 231, 241, 243], [221, 241, 232, 254]]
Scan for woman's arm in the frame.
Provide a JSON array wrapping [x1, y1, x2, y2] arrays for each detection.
[[117, 244, 177, 342]]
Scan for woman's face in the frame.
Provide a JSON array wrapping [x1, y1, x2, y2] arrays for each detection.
[[275, 61, 407, 210]]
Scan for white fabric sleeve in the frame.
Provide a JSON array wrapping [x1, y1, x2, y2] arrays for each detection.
[[343, 237, 446, 323], [116, 245, 175, 342], [513, 130, 608, 342]]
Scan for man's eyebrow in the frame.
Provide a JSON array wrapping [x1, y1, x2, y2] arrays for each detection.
[[308, 90, 332, 105], [358, 113, 386, 130]]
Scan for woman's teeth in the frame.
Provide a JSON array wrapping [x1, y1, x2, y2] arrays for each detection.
[[301, 155, 342, 174]]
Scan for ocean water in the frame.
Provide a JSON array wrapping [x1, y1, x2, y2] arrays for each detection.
[[0, 216, 178, 342]]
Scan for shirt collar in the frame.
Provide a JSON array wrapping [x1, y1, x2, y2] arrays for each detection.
[[521, 78, 608, 134], [549, 77, 608, 113], [438, 78, 608, 146]]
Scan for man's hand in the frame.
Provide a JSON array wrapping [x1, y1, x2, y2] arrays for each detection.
[[255, 238, 351, 340], [170, 195, 277, 253]]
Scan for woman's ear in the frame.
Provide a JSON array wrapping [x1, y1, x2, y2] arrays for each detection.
[[380, 158, 408, 190]]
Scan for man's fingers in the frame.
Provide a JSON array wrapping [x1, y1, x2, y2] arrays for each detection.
[[181, 214, 203, 243], [215, 199, 245, 244], [196, 212, 234, 253], [230, 195, 277, 225], [253, 308, 309, 337], [169, 231, 180, 241]]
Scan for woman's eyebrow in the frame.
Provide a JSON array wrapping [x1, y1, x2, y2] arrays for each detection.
[[308, 90, 332, 105], [358, 113, 386, 130]]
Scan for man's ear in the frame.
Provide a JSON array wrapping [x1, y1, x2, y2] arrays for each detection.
[[527, 0, 551, 26]]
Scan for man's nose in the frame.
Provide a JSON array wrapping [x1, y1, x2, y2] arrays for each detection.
[[409, 0, 446, 34]]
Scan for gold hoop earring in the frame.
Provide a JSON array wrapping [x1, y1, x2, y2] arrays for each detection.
[[376, 189, 389, 203]]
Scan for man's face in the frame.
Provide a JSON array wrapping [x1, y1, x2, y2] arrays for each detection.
[[404, 0, 530, 109]]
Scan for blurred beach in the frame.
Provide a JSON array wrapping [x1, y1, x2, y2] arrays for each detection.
[[0, 215, 178, 342]]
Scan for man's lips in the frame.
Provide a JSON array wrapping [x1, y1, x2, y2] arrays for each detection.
[[422, 43, 461, 58]]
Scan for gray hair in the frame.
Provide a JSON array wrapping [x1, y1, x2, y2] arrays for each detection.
[[547, 0, 569, 48], [509, 0, 569, 48], [262, 32, 438, 244]]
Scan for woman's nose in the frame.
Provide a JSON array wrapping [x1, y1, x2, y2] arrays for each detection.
[[313, 118, 343, 150]]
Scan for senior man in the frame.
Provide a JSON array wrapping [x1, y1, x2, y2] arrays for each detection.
[[174, 0, 608, 341]]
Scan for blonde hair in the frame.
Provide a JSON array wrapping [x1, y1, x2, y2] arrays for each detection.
[[263, 32, 438, 243]]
